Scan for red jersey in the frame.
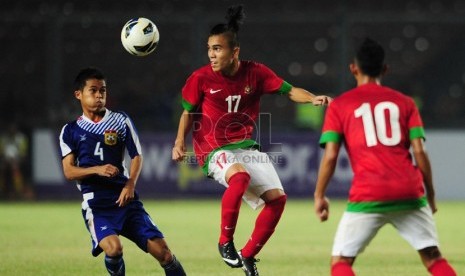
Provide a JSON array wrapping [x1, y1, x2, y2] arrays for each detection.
[[181, 61, 288, 171], [320, 83, 427, 212]]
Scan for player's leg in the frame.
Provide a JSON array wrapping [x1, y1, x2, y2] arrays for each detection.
[[233, 149, 285, 275], [218, 163, 250, 268], [122, 201, 186, 275], [209, 150, 250, 268], [239, 149, 286, 258], [240, 188, 286, 258], [81, 199, 126, 276], [419, 247, 456, 276], [147, 238, 186, 276], [239, 188, 286, 276], [390, 207, 456, 276], [221, 163, 250, 244], [330, 212, 386, 276], [99, 235, 126, 276]]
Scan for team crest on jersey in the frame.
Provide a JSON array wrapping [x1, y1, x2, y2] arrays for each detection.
[[104, 130, 118, 146], [244, 85, 253, 94]]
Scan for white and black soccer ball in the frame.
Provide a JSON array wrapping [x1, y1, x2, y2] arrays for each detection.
[[121, 17, 159, 56]]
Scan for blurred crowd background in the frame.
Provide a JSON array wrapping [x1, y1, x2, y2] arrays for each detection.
[[1, 0, 465, 199]]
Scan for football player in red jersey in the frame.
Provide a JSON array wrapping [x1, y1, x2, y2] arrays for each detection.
[[172, 5, 330, 276], [314, 38, 456, 276]]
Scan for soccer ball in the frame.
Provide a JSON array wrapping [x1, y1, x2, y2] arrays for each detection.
[[121, 17, 159, 56]]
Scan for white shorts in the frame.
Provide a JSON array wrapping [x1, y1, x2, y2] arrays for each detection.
[[207, 148, 283, 210], [332, 206, 439, 257]]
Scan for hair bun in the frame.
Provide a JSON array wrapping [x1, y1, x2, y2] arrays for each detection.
[[226, 5, 245, 32]]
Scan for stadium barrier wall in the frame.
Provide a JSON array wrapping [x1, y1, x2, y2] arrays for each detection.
[[32, 129, 465, 200]]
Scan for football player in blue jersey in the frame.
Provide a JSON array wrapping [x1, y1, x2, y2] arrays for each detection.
[[59, 67, 186, 276]]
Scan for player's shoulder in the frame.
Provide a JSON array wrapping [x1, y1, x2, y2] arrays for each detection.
[[183, 65, 214, 86], [102, 110, 133, 125], [331, 87, 358, 104], [338, 84, 412, 101], [241, 61, 277, 78], [330, 85, 377, 107], [190, 64, 214, 78], [108, 110, 139, 130], [110, 110, 130, 119], [241, 60, 267, 70], [61, 117, 80, 130], [381, 86, 416, 105], [59, 117, 81, 138], [389, 87, 412, 98]]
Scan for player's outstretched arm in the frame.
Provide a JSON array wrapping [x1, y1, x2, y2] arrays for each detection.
[[411, 138, 437, 213], [172, 110, 193, 162], [314, 142, 340, 222], [287, 86, 332, 106], [61, 153, 119, 181]]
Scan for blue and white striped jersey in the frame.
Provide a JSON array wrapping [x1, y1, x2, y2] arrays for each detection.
[[59, 109, 142, 195]]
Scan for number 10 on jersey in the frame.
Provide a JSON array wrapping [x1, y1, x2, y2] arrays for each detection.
[[354, 101, 401, 147]]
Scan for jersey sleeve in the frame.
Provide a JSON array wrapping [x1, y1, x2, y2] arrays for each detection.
[[181, 72, 203, 112], [256, 63, 285, 95], [123, 114, 142, 159], [59, 124, 74, 158], [277, 81, 293, 95], [319, 101, 343, 147], [407, 97, 425, 140]]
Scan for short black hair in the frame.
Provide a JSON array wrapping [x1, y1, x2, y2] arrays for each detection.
[[74, 67, 105, 91], [209, 5, 245, 48], [355, 38, 385, 77]]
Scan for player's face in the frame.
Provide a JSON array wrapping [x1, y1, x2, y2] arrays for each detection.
[[75, 78, 107, 114], [207, 34, 239, 75]]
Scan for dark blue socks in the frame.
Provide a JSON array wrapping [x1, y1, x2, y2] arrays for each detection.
[[104, 254, 125, 276], [162, 255, 186, 276]]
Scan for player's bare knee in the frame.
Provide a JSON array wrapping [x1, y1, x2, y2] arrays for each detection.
[[154, 247, 173, 265], [100, 237, 123, 256], [104, 244, 123, 257], [148, 238, 173, 264], [261, 189, 286, 203], [159, 249, 174, 265], [268, 193, 287, 206]]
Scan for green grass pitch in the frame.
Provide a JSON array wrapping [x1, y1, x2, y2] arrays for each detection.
[[1, 199, 464, 275]]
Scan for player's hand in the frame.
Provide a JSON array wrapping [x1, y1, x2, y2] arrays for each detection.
[[314, 196, 330, 222], [172, 144, 186, 162], [95, 164, 119, 178], [427, 195, 438, 214], [312, 95, 333, 106], [116, 180, 135, 207]]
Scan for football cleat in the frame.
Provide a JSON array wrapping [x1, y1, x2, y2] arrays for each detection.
[[218, 241, 243, 268], [238, 250, 260, 276]]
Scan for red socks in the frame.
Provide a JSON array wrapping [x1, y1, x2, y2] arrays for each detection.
[[219, 172, 287, 258], [428, 258, 456, 276], [331, 262, 355, 276], [241, 195, 287, 258], [219, 172, 250, 245]]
